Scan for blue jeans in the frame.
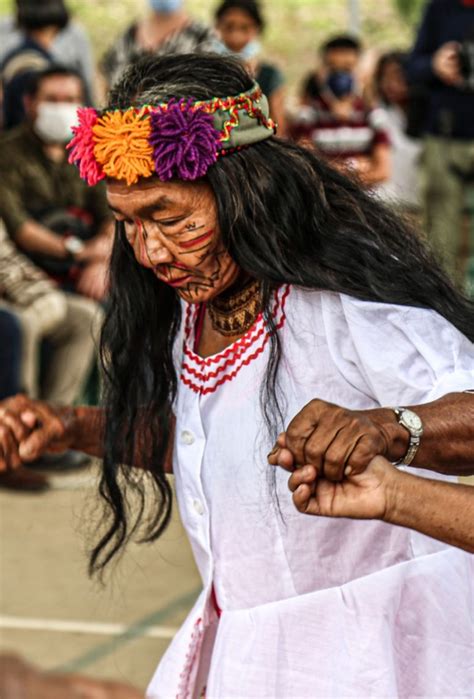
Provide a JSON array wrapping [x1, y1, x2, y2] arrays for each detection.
[[0, 308, 22, 399]]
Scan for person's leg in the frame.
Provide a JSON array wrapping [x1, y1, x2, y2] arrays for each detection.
[[0, 308, 22, 400], [0, 307, 51, 491], [41, 294, 103, 404], [9, 293, 68, 399], [420, 136, 465, 280]]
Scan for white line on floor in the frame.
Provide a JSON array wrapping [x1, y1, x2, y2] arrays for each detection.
[[0, 615, 177, 639]]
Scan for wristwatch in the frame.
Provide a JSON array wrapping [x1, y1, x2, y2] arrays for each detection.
[[64, 235, 85, 259], [392, 407, 423, 465]]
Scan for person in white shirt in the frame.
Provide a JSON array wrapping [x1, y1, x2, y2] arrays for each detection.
[[373, 51, 422, 213], [0, 54, 473, 699]]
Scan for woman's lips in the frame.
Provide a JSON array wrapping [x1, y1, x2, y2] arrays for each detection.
[[155, 264, 193, 287], [160, 274, 192, 288]]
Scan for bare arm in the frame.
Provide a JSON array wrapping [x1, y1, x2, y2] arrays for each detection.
[[288, 457, 474, 554], [356, 143, 391, 187], [0, 395, 174, 473], [369, 392, 474, 476], [387, 468, 474, 553], [15, 219, 69, 258]]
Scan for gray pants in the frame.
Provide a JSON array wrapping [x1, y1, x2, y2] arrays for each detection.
[[0, 292, 103, 404], [420, 135, 474, 281]]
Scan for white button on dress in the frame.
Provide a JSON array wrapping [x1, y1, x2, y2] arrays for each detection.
[[180, 430, 195, 445], [192, 499, 204, 516]]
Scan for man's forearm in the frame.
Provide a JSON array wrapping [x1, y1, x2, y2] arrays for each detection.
[[16, 219, 68, 258], [63, 406, 105, 458], [64, 406, 173, 471], [385, 469, 474, 553], [370, 393, 474, 476], [412, 393, 474, 474]]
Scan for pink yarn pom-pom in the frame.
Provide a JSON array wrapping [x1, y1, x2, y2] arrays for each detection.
[[67, 107, 105, 186]]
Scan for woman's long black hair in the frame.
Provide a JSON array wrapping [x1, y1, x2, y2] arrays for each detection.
[[91, 53, 474, 575]]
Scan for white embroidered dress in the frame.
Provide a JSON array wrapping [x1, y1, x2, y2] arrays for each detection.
[[147, 285, 474, 699]]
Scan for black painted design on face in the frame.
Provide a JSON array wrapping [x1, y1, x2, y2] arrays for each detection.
[[108, 181, 240, 303]]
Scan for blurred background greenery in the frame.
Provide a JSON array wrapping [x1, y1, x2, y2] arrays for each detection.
[[0, 0, 426, 91]]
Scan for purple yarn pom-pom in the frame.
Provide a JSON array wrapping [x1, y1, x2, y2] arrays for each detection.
[[149, 99, 220, 181]]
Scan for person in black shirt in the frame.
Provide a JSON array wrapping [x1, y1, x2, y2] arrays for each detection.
[[1, 0, 69, 129]]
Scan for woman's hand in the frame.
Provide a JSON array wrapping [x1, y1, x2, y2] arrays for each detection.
[[267, 399, 408, 482], [287, 456, 397, 520], [0, 394, 78, 470]]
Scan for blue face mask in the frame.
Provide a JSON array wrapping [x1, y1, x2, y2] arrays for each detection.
[[149, 0, 182, 13], [212, 38, 261, 61], [326, 71, 354, 98]]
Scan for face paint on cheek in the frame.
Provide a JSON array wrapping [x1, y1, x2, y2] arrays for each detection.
[[179, 228, 215, 251]]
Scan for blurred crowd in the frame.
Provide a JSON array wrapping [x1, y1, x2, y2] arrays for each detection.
[[0, 0, 473, 496]]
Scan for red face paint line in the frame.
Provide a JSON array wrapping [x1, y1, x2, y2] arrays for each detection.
[[135, 219, 149, 264], [179, 229, 214, 250]]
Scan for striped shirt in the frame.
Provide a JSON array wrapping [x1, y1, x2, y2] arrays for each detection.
[[290, 93, 389, 160]]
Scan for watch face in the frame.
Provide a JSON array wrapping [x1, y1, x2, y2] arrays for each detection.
[[65, 236, 85, 255], [402, 410, 423, 435]]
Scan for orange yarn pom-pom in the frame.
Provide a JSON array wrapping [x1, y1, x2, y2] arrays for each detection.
[[92, 109, 154, 185]]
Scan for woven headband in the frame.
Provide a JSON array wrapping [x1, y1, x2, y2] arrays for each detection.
[[67, 82, 276, 186]]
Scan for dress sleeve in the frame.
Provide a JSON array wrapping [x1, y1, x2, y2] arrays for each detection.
[[320, 293, 474, 407]]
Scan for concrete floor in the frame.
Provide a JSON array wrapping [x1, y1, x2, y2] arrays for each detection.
[[0, 463, 201, 693]]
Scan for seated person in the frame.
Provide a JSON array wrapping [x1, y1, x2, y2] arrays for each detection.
[[0, 221, 103, 489], [0, 65, 112, 301], [1, 0, 69, 129], [290, 34, 390, 187], [214, 0, 286, 135]]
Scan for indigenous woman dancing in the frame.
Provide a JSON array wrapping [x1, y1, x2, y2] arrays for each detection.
[[0, 54, 473, 698]]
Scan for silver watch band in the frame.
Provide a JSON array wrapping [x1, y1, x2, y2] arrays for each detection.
[[392, 407, 423, 466], [402, 435, 421, 465]]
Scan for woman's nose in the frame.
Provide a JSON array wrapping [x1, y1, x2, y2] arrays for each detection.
[[134, 237, 173, 268]]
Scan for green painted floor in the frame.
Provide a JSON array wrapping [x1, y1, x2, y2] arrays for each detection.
[[0, 463, 201, 693]]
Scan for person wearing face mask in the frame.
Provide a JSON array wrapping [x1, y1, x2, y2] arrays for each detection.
[[100, 0, 216, 89], [0, 65, 112, 303], [290, 35, 391, 187], [213, 0, 286, 136]]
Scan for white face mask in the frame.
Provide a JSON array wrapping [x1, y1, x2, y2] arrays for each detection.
[[213, 38, 262, 61], [34, 102, 80, 144]]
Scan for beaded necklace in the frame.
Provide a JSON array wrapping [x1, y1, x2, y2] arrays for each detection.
[[208, 278, 262, 336]]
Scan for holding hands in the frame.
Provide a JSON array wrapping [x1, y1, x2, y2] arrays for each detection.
[[0, 394, 77, 471], [267, 398, 409, 522], [269, 398, 474, 554], [287, 456, 395, 521], [267, 398, 408, 481]]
